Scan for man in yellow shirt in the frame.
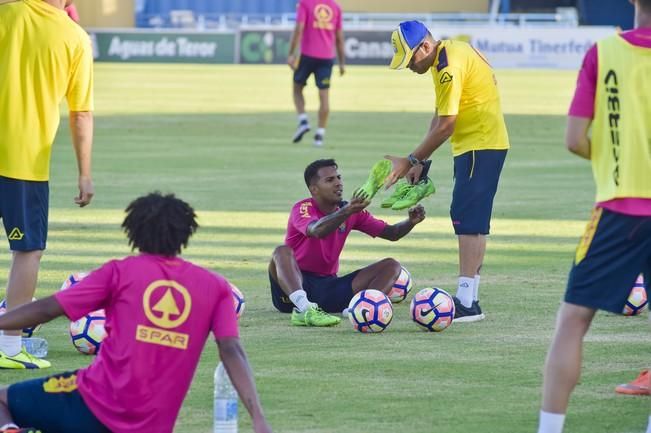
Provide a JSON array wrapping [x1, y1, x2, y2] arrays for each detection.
[[0, 0, 94, 371], [385, 20, 510, 323]]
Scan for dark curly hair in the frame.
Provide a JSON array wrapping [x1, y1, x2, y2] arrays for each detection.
[[122, 192, 198, 256]]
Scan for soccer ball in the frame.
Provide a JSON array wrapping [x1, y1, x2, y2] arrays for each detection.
[[0, 298, 41, 337], [388, 266, 412, 303], [623, 275, 648, 316], [70, 309, 107, 355], [60, 272, 88, 290], [410, 287, 455, 332], [230, 283, 245, 319], [348, 289, 393, 333]]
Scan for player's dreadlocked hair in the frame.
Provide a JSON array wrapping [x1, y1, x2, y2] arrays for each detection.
[[304, 158, 338, 187], [122, 192, 198, 256]]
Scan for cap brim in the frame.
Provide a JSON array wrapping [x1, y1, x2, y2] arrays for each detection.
[[389, 29, 414, 70]]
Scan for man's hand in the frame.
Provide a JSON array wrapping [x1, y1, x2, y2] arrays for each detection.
[[287, 54, 298, 71], [344, 195, 370, 214], [383, 155, 411, 188], [408, 204, 426, 225], [405, 164, 424, 185], [75, 175, 94, 207]]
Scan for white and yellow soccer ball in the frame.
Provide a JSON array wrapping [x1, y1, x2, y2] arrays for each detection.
[[70, 309, 107, 355], [623, 274, 648, 316], [387, 266, 412, 303], [348, 289, 393, 333], [229, 283, 245, 319], [410, 287, 455, 332]]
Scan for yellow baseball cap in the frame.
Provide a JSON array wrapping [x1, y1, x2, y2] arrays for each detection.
[[389, 20, 430, 70]]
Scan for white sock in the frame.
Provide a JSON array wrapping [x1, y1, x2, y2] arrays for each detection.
[[473, 274, 481, 301], [0, 424, 19, 431], [537, 410, 565, 433], [289, 290, 313, 312], [647, 416, 651, 433], [0, 334, 22, 356], [316, 127, 325, 137], [456, 277, 475, 308], [298, 113, 308, 124]]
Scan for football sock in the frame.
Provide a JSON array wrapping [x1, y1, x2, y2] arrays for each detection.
[[473, 274, 481, 301], [537, 410, 565, 433], [316, 127, 325, 137], [0, 334, 21, 357], [0, 424, 19, 431], [298, 113, 308, 124], [289, 290, 313, 312], [456, 277, 475, 308]]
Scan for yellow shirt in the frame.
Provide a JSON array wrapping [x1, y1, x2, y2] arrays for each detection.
[[431, 40, 509, 156], [0, 0, 94, 181], [592, 35, 651, 202]]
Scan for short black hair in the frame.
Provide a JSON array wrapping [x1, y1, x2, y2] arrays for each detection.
[[122, 192, 198, 256], [304, 159, 337, 187]]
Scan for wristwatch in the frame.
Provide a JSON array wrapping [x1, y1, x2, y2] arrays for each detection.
[[407, 154, 422, 166]]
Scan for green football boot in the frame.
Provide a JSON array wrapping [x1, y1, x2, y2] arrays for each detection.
[[391, 178, 435, 210], [381, 179, 413, 208], [353, 160, 392, 201], [291, 306, 341, 327]]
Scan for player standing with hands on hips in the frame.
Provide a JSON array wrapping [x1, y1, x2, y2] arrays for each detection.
[[0, 0, 94, 369], [384, 21, 510, 323], [287, 0, 345, 147], [538, 1, 651, 432]]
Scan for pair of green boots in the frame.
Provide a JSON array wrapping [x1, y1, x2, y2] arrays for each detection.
[[354, 160, 435, 210]]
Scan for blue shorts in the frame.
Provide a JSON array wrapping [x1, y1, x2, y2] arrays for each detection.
[[0, 175, 48, 251], [8, 371, 110, 433], [270, 270, 360, 313], [565, 207, 651, 314], [293, 54, 334, 89], [450, 149, 507, 235]]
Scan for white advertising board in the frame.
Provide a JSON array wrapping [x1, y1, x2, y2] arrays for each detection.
[[430, 26, 616, 69]]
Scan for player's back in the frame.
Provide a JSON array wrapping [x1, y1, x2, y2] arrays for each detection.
[[55, 254, 239, 433], [0, 0, 92, 180], [591, 33, 651, 202]]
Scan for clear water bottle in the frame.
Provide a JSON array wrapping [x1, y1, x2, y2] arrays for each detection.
[[214, 361, 238, 433], [22, 337, 48, 358]]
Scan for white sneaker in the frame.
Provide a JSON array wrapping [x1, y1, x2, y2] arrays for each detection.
[[314, 133, 324, 147], [292, 122, 310, 143]]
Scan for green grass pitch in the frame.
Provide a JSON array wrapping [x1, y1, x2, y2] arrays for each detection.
[[0, 64, 647, 432]]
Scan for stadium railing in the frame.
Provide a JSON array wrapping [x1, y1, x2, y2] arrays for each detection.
[[138, 10, 579, 31]]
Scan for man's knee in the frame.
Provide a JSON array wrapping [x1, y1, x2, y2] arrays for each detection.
[[380, 258, 402, 279], [556, 303, 595, 334], [271, 245, 294, 262]]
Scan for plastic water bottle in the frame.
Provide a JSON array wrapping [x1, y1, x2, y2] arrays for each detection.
[[22, 337, 48, 358], [214, 362, 238, 433]]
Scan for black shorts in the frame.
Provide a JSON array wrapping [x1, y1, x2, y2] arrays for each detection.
[[293, 54, 334, 89], [564, 207, 651, 314], [7, 371, 110, 433], [0, 175, 48, 251], [450, 149, 507, 235], [270, 270, 360, 313]]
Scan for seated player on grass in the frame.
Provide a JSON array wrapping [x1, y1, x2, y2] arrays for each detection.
[[0, 193, 272, 433], [269, 158, 426, 327]]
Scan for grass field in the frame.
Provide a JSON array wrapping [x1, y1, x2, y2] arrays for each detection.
[[0, 63, 648, 432]]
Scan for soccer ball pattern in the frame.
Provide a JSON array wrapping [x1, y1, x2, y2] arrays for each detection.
[[623, 275, 648, 316], [230, 283, 245, 319], [60, 272, 89, 291], [70, 309, 107, 355], [410, 287, 455, 332], [388, 266, 412, 303], [348, 289, 393, 333], [0, 298, 41, 338]]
